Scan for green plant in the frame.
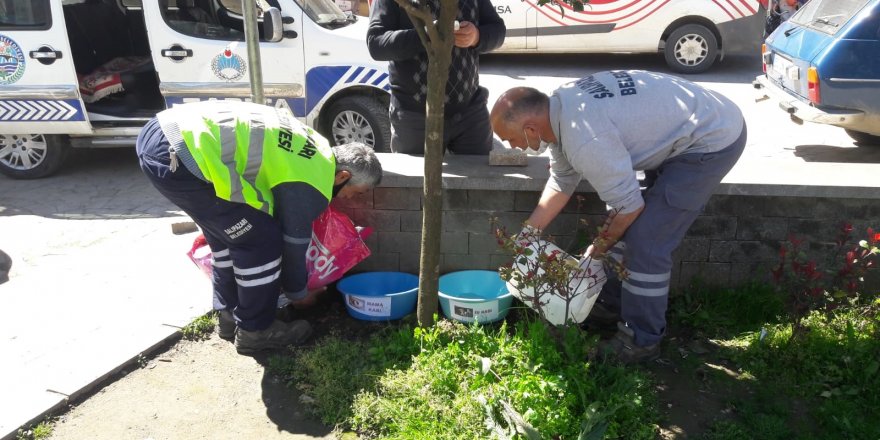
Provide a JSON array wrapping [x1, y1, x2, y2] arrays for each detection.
[[16, 419, 53, 440], [771, 223, 879, 340], [670, 281, 785, 336], [345, 319, 657, 439], [698, 420, 750, 440], [181, 312, 217, 340], [725, 306, 880, 439]]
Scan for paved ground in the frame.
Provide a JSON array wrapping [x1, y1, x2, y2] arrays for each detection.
[[2, 53, 879, 440]]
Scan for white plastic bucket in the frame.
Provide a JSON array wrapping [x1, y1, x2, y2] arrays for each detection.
[[506, 239, 606, 326]]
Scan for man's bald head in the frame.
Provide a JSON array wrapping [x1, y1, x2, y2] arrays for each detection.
[[491, 87, 550, 129]]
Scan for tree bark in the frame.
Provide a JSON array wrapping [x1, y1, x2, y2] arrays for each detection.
[[393, 0, 457, 327]]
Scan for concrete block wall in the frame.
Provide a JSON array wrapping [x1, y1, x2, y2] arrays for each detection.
[[333, 187, 880, 291]]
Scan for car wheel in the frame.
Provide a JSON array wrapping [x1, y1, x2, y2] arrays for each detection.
[[323, 96, 391, 153], [845, 129, 880, 146], [664, 24, 719, 74], [0, 134, 69, 179]]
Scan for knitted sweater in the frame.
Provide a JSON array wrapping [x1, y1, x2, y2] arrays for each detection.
[[366, 0, 505, 116]]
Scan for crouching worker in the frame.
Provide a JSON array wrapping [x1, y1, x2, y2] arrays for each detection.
[[491, 70, 746, 364], [136, 101, 383, 355]]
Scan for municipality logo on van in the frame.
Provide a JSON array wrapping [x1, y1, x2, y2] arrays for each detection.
[[211, 47, 246, 82], [0, 35, 25, 85]]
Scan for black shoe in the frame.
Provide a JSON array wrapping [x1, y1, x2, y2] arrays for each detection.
[[581, 301, 620, 330], [597, 322, 660, 365], [217, 310, 236, 341], [234, 319, 312, 355]]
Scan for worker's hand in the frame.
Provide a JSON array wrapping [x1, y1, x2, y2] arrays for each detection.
[[454, 20, 480, 48], [290, 286, 327, 309]]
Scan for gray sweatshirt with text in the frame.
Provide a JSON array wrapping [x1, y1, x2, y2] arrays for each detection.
[[547, 70, 743, 214]]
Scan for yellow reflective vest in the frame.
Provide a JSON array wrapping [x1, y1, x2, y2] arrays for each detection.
[[160, 102, 335, 215]]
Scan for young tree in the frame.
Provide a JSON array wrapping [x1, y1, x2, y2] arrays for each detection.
[[393, 0, 457, 326], [398, 0, 589, 327]]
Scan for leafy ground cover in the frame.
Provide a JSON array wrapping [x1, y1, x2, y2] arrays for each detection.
[[669, 283, 880, 440], [266, 279, 879, 439], [270, 308, 657, 439]]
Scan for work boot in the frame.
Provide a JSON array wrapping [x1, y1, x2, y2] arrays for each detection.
[[217, 309, 236, 341], [581, 301, 620, 331], [234, 319, 312, 355], [597, 322, 660, 365]]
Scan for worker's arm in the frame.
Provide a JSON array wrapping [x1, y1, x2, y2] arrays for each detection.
[[366, 0, 425, 61], [525, 184, 571, 232], [589, 205, 644, 257], [271, 182, 328, 301]]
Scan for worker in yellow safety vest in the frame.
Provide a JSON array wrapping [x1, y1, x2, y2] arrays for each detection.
[[136, 101, 383, 355]]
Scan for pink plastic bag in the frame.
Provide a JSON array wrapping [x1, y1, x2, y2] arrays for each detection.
[[307, 207, 372, 289], [185, 207, 372, 288]]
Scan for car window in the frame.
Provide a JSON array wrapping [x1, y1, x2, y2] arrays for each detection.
[[292, 0, 353, 29], [0, 0, 51, 29], [790, 0, 871, 35]]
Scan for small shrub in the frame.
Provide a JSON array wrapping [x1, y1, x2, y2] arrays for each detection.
[[180, 312, 217, 340], [16, 420, 53, 440], [771, 223, 879, 340]]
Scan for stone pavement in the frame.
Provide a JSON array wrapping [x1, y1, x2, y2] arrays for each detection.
[[2, 55, 880, 439], [0, 150, 211, 439]]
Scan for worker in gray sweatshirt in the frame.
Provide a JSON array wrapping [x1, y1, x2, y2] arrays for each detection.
[[490, 70, 746, 364]]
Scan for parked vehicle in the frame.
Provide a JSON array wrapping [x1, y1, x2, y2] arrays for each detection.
[[754, 0, 880, 145], [0, 0, 391, 179], [489, 0, 767, 73]]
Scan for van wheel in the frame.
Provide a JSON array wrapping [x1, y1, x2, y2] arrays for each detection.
[[0, 134, 69, 179], [664, 24, 718, 74], [323, 96, 391, 153], [845, 129, 880, 145]]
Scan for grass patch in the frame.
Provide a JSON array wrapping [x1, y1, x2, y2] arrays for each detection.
[[279, 318, 657, 439], [670, 281, 786, 336], [672, 282, 880, 439], [180, 312, 217, 340], [16, 420, 53, 440]]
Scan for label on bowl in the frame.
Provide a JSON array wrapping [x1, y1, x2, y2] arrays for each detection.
[[449, 299, 499, 322], [346, 294, 392, 317]]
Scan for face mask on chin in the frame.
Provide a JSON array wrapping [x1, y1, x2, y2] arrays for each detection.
[[522, 129, 550, 156]]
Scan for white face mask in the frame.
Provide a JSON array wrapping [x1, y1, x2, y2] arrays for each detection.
[[522, 129, 550, 156]]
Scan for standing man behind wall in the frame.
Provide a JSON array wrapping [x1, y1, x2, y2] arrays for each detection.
[[367, 0, 505, 155], [491, 70, 746, 364], [136, 101, 383, 355]]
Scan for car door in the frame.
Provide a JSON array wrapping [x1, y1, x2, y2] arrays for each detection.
[[0, 0, 90, 135], [141, 0, 306, 115]]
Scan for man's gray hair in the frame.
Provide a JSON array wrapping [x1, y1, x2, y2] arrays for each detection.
[[500, 87, 550, 124], [332, 142, 383, 187]]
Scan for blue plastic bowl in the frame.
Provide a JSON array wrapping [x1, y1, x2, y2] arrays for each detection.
[[337, 272, 419, 321], [438, 270, 512, 324]]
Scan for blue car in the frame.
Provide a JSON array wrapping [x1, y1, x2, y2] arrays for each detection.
[[754, 0, 880, 145]]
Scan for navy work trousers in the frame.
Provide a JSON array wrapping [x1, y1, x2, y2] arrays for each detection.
[[598, 123, 748, 347], [135, 118, 281, 331]]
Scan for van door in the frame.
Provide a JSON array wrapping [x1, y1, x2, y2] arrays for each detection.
[[0, 0, 91, 178], [141, 0, 306, 115]]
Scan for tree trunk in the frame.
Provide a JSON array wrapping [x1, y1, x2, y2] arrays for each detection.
[[393, 0, 457, 327], [417, 52, 452, 326]]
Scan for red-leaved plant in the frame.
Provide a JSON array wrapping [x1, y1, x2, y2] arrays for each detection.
[[491, 214, 626, 327], [772, 222, 879, 339]]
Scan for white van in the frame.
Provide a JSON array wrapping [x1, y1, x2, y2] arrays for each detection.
[[490, 0, 766, 73], [0, 0, 391, 179]]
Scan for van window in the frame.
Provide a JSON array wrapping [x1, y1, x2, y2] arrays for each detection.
[[161, 0, 245, 40], [790, 0, 871, 35], [0, 0, 51, 29], [291, 0, 352, 29]]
